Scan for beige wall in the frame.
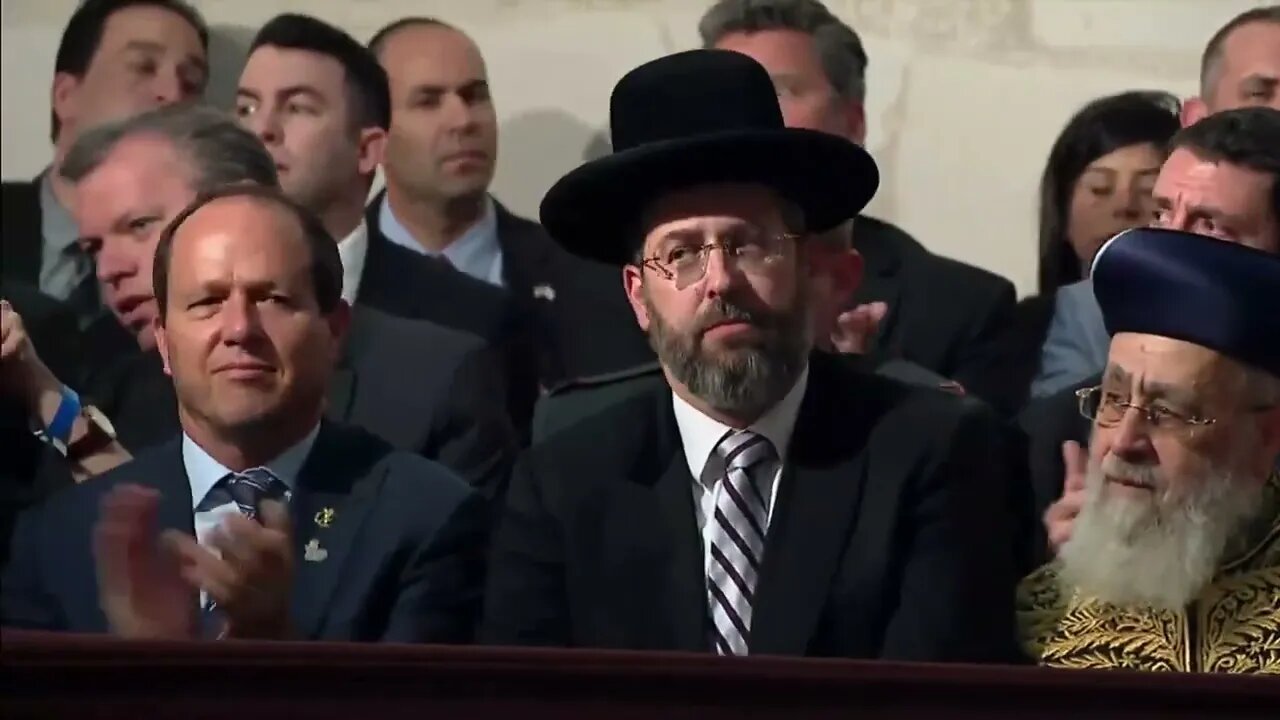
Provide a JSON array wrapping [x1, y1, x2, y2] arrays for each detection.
[[1, 0, 1265, 295]]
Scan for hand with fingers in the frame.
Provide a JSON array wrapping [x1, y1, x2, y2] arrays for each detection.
[[164, 499, 295, 640], [829, 301, 887, 356], [1044, 440, 1089, 556], [93, 484, 200, 639]]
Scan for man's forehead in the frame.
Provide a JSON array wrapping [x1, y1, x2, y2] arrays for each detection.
[[99, 5, 203, 54], [1107, 333, 1233, 384], [243, 45, 344, 85]]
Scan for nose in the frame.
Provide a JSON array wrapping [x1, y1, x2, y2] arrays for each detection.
[[245, 105, 282, 145], [700, 245, 738, 299], [150, 69, 185, 106], [1108, 406, 1156, 462], [1113, 183, 1145, 222], [95, 240, 134, 288], [444, 93, 479, 132], [219, 293, 262, 345]]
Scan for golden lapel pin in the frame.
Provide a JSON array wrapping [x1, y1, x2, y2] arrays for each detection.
[[314, 507, 336, 528]]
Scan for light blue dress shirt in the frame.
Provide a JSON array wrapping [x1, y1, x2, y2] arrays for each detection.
[[377, 194, 505, 287]]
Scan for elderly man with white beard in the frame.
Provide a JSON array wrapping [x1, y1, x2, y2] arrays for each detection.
[[1017, 226, 1280, 673]]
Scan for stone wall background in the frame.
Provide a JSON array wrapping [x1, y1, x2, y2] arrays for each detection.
[[1, 0, 1265, 295]]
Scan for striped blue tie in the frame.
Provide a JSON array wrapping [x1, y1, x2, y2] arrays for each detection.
[[706, 430, 777, 656], [202, 468, 289, 636]]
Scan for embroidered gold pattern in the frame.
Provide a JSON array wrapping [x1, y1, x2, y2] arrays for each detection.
[[1017, 473, 1280, 673]]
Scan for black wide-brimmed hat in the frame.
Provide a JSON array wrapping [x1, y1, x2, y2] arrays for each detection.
[[540, 49, 880, 266]]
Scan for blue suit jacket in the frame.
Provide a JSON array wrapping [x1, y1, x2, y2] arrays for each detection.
[[1031, 279, 1109, 398], [0, 421, 488, 643]]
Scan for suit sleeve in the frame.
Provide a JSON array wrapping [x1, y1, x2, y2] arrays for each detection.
[[945, 278, 1023, 416], [0, 503, 62, 630], [1031, 286, 1106, 399], [381, 487, 490, 644], [425, 343, 519, 503], [479, 454, 570, 646], [879, 401, 1023, 663]]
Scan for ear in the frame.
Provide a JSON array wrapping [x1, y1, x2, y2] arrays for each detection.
[[841, 99, 867, 145], [325, 299, 353, 356], [622, 264, 650, 332], [355, 126, 387, 177], [826, 247, 864, 308], [51, 72, 83, 143], [153, 316, 173, 377], [1180, 96, 1208, 128]]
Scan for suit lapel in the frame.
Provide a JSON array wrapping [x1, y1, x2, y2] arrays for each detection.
[[494, 201, 551, 302], [1, 178, 46, 284], [324, 319, 364, 424], [750, 356, 874, 655], [851, 217, 905, 355], [651, 433, 710, 651], [288, 423, 385, 639]]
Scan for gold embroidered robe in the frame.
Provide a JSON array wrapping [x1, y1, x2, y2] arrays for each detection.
[[1017, 474, 1280, 673]]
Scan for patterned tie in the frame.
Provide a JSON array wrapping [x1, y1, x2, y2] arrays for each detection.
[[202, 468, 290, 636], [706, 430, 777, 656]]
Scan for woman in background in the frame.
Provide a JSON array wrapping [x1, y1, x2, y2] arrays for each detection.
[[1008, 90, 1181, 407]]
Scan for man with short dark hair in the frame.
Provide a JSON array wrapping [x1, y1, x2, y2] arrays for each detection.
[[1, 0, 208, 327], [50, 102, 517, 498], [2, 184, 488, 643], [698, 0, 1022, 414], [1036, 6, 1280, 398], [367, 16, 654, 390]]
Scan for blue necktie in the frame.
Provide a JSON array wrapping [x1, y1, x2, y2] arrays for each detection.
[[202, 468, 290, 637]]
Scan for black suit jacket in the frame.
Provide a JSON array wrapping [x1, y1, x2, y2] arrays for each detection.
[[482, 352, 1022, 662], [492, 202, 653, 383], [854, 217, 1020, 415], [1, 179, 43, 290], [88, 305, 518, 500], [1019, 374, 1094, 563], [0, 283, 80, 570], [1, 421, 488, 643]]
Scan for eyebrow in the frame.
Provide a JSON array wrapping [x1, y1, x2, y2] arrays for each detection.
[[236, 85, 326, 103], [1141, 380, 1199, 408], [411, 79, 488, 94], [1240, 74, 1278, 91]]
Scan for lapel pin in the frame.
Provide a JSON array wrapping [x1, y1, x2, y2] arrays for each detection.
[[314, 507, 336, 528], [532, 284, 556, 302], [303, 538, 329, 563]]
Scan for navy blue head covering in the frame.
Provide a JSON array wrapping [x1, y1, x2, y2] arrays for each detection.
[[1091, 227, 1280, 378]]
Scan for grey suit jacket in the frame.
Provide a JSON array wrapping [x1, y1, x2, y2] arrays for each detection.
[[1031, 279, 1108, 398]]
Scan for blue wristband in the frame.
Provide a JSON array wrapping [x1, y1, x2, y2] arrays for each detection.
[[47, 385, 81, 448]]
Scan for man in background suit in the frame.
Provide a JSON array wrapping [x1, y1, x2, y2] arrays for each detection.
[[2, 185, 487, 642], [700, 0, 1021, 415], [483, 50, 1020, 661], [1029, 106, 1280, 560], [1032, 7, 1280, 399], [367, 17, 654, 388], [1, 0, 209, 327], [234, 14, 534, 430], [57, 103, 516, 497]]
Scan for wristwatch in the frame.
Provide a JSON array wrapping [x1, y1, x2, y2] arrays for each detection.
[[45, 386, 118, 461]]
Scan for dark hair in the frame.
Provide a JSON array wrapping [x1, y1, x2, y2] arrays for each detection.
[[52, 0, 209, 142], [1036, 90, 1181, 294], [367, 16, 456, 58], [251, 13, 390, 131], [61, 102, 278, 191], [154, 184, 343, 318], [1200, 6, 1280, 99], [1171, 107, 1280, 248], [698, 0, 868, 103]]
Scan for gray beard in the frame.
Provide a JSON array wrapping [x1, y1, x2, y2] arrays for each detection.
[[644, 290, 810, 419], [1057, 452, 1264, 612]]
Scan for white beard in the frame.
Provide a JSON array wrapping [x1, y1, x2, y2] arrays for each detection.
[[1057, 453, 1263, 612]]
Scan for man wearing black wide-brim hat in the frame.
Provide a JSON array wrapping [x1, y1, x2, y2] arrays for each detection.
[[1018, 227, 1280, 673], [480, 49, 1022, 662]]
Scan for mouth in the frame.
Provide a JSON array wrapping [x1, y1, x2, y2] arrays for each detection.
[[113, 295, 154, 325], [1107, 474, 1155, 492], [213, 360, 276, 379], [441, 150, 488, 164]]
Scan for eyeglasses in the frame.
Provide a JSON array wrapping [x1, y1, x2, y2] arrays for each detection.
[[1075, 385, 1215, 432], [640, 232, 797, 290]]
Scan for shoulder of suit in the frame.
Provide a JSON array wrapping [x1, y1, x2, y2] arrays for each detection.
[[545, 361, 664, 396]]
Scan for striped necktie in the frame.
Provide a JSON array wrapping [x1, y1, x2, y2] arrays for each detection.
[[201, 468, 290, 637], [706, 430, 777, 656]]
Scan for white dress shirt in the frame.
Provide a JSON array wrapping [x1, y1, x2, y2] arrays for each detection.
[[337, 220, 369, 304], [670, 365, 810, 562], [377, 194, 505, 287]]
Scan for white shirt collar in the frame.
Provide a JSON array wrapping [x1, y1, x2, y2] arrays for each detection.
[[377, 194, 504, 287], [337, 220, 369, 304], [671, 364, 810, 485], [183, 423, 321, 511]]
